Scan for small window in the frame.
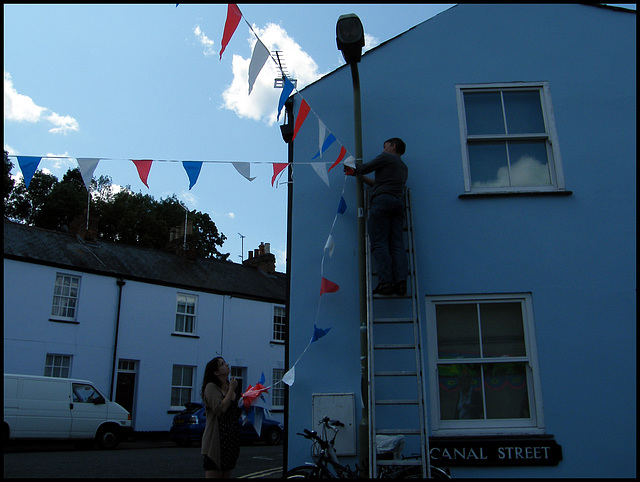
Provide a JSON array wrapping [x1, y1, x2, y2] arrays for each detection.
[[426, 294, 544, 434], [272, 368, 285, 409], [51, 274, 81, 321], [273, 305, 286, 342], [456, 82, 565, 194], [175, 294, 197, 334], [171, 365, 195, 407], [44, 354, 72, 378]]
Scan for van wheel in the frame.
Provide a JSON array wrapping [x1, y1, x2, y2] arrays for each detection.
[[96, 426, 119, 449]]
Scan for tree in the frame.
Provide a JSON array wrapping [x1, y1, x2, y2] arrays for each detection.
[[4, 163, 229, 260]]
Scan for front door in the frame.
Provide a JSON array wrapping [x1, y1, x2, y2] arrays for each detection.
[[115, 360, 137, 426]]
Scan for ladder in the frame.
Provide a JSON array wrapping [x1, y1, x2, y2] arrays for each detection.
[[365, 188, 430, 478]]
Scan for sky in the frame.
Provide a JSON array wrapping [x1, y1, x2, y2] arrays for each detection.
[[4, 4, 634, 272]]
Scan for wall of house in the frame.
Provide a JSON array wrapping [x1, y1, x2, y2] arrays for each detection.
[[3, 258, 285, 433], [287, 4, 635, 478]]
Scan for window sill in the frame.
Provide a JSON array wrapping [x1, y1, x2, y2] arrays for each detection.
[[459, 190, 573, 199], [270, 339, 285, 345], [49, 318, 79, 325], [171, 332, 200, 339]]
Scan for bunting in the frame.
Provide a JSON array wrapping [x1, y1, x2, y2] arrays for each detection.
[[132, 159, 153, 188], [271, 163, 288, 186], [182, 161, 203, 190], [77, 158, 100, 191], [320, 277, 340, 296], [220, 3, 242, 60], [232, 162, 256, 182], [16, 156, 42, 189], [277, 77, 295, 122], [248, 38, 270, 95], [291, 100, 310, 142]]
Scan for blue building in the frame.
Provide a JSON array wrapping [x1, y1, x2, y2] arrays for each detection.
[[284, 4, 635, 477]]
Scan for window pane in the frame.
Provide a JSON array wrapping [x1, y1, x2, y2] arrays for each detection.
[[483, 363, 530, 419], [468, 142, 510, 188], [464, 92, 505, 135], [503, 91, 545, 134], [438, 364, 484, 420], [507, 141, 551, 186], [436, 304, 480, 359], [172, 366, 182, 385], [480, 303, 526, 357]]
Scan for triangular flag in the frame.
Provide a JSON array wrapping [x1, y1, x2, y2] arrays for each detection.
[[328, 146, 347, 172], [320, 277, 340, 295], [271, 163, 288, 186], [232, 162, 256, 181], [132, 160, 153, 188], [220, 3, 242, 60], [324, 234, 335, 258], [311, 163, 329, 187], [277, 77, 295, 122], [311, 133, 337, 160], [337, 196, 347, 214], [291, 100, 310, 142], [343, 155, 355, 169], [318, 122, 326, 158], [248, 38, 270, 95], [311, 324, 332, 343], [16, 156, 42, 189], [282, 367, 295, 386], [182, 161, 203, 190], [258, 372, 266, 385], [76, 158, 100, 191]]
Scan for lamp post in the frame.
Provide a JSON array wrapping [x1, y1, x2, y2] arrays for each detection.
[[337, 13, 369, 478]]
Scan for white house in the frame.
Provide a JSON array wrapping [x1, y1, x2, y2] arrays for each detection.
[[3, 219, 287, 432], [284, 4, 635, 478]]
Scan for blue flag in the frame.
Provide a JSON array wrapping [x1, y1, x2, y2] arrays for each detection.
[[17, 156, 42, 189], [337, 196, 347, 214], [311, 134, 337, 160], [182, 161, 203, 190], [311, 324, 331, 343], [277, 77, 295, 121]]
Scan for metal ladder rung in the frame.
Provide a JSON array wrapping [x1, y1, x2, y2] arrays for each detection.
[[375, 370, 417, 377], [374, 343, 416, 350], [376, 428, 421, 435], [376, 459, 423, 467], [373, 317, 414, 324], [375, 399, 419, 405]]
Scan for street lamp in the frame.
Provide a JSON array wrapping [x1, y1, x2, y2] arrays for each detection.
[[337, 13, 369, 478]]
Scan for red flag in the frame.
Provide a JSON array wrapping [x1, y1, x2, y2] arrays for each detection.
[[242, 383, 269, 412], [132, 159, 153, 188], [320, 277, 340, 295], [220, 4, 242, 60], [272, 163, 288, 186], [328, 146, 347, 172], [291, 100, 310, 142]]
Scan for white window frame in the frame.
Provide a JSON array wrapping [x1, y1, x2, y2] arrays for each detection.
[[272, 305, 286, 343], [170, 365, 195, 409], [425, 293, 545, 435], [51, 273, 81, 322], [271, 368, 285, 409], [174, 293, 198, 335], [456, 82, 565, 194], [44, 354, 72, 378]]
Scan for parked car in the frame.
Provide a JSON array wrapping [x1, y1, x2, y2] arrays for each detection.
[[169, 402, 283, 446], [4, 373, 132, 449]]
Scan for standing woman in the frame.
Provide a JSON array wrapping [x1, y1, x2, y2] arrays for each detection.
[[201, 357, 242, 478]]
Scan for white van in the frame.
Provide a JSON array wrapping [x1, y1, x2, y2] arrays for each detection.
[[3, 374, 132, 449]]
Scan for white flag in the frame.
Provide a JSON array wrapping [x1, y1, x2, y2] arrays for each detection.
[[232, 162, 256, 181], [248, 39, 270, 95], [311, 163, 329, 187], [77, 158, 100, 191], [282, 366, 295, 386], [324, 234, 335, 258]]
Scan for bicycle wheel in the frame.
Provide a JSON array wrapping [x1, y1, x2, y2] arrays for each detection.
[[285, 465, 328, 479], [395, 465, 451, 479]]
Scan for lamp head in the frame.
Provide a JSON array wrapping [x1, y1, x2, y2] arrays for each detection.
[[336, 13, 364, 64]]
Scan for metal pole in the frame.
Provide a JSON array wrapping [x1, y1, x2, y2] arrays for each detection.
[[350, 61, 369, 478]]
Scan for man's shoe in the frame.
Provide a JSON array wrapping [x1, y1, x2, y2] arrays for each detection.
[[394, 280, 407, 296], [373, 282, 395, 295]]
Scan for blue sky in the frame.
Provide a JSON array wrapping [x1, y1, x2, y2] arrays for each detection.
[[3, 4, 633, 271]]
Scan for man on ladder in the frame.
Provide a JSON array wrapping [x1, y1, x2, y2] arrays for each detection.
[[345, 137, 408, 296]]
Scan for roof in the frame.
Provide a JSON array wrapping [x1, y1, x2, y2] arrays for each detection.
[[3, 219, 286, 303]]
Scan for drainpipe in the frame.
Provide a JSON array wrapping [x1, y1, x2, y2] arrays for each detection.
[[110, 278, 126, 399]]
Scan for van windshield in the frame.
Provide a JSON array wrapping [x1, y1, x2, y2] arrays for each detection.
[[72, 383, 102, 403]]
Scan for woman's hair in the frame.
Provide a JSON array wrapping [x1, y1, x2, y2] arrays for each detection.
[[201, 356, 225, 401]]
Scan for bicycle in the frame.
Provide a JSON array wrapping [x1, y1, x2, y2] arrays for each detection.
[[285, 417, 450, 479]]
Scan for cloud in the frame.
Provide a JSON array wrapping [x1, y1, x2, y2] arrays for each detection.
[[4, 72, 79, 135], [472, 155, 551, 188], [220, 23, 323, 125], [227, 212, 235, 219], [194, 25, 216, 56]]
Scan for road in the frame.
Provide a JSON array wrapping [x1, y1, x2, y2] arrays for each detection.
[[3, 438, 284, 478]]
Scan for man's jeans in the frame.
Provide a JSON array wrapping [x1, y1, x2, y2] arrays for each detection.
[[368, 193, 407, 285]]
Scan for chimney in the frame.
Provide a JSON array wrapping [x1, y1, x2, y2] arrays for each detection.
[[166, 221, 197, 261], [242, 241, 276, 273]]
